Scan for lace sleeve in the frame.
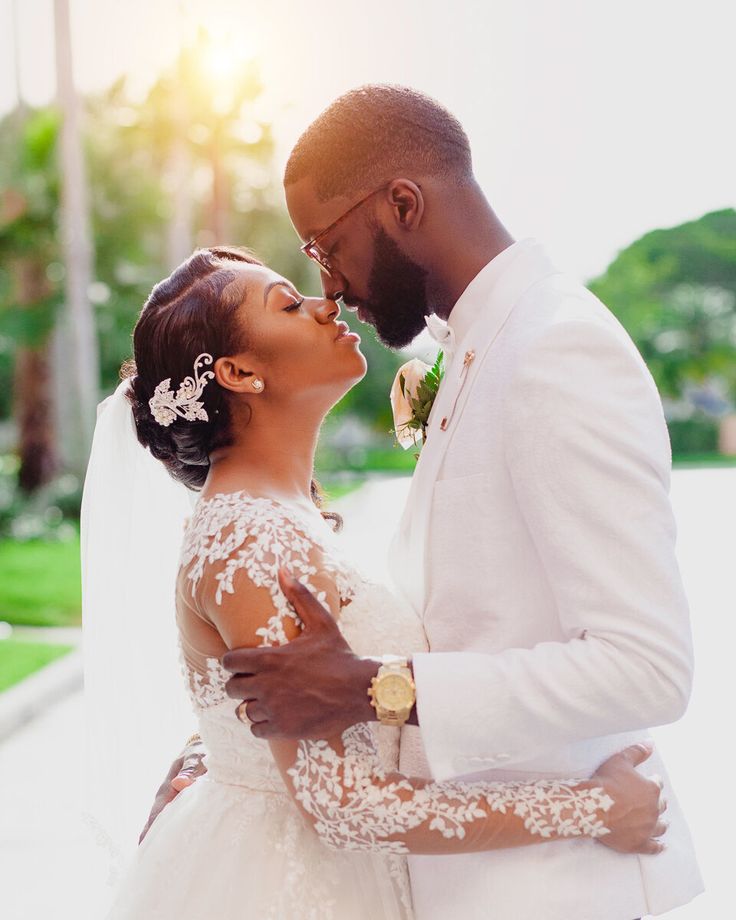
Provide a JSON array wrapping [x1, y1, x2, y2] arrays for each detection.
[[184, 494, 347, 649], [279, 727, 613, 855], [193, 496, 615, 856]]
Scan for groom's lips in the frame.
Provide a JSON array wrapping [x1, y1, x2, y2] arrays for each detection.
[[343, 297, 373, 325]]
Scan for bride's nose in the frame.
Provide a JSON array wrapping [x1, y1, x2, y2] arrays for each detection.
[[312, 296, 341, 325]]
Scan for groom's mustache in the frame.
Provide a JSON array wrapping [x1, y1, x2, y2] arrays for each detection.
[[343, 298, 373, 324]]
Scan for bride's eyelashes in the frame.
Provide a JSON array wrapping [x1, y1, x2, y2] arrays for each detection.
[[283, 298, 305, 313]]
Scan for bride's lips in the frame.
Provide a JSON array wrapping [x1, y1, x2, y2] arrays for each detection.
[[334, 321, 361, 344]]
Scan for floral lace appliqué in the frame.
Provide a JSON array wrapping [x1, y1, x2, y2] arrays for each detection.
[[181, 651, 229, 710], [181, 491, 360, 649]]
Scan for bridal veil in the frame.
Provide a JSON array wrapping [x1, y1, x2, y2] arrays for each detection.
[[81, 379, 196, 870]]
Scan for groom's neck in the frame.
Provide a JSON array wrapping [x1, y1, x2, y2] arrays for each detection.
[[427, 184, 514, 319]]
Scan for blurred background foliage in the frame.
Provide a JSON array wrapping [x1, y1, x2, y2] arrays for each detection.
[[0, 35, 408, 549], [0, 33, 734, 561], [590, 209, 736, 455]]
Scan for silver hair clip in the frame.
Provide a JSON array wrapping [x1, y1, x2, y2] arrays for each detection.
[[149, 353, 215, 427]]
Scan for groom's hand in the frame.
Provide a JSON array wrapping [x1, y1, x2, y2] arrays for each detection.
[[222, 569, 379, 740], [138, 739, 206, 844]]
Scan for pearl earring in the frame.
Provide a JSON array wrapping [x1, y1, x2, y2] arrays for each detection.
[[251, 378, 264, 392]]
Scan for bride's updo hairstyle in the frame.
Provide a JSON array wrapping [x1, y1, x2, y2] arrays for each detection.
[[126, 246, 261, 490], [125, 246, 339, 527]]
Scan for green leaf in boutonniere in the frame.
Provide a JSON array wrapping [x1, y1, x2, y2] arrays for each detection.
[[389, 351, 445, 451]]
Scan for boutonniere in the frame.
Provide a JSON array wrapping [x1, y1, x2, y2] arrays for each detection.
[[390, 352, 444, 450]]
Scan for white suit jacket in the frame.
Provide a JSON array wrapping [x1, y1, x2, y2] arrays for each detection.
[[391, 240, 703, 920]]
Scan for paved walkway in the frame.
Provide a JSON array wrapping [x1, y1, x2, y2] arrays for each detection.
[[1, 470, 733, 919]]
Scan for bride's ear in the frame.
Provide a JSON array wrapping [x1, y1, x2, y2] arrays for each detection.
[[214, 355, 264, 395]]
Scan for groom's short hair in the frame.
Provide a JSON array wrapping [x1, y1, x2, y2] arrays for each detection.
[[284, 84, 473, 201]]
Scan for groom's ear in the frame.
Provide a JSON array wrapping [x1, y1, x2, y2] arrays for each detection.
[[386, 179, 424, 231]]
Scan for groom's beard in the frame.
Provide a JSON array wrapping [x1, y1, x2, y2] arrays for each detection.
[[361, 227, 430, 349]]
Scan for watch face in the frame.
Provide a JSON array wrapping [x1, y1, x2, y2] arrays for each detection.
[[377, 674, 413, 710]]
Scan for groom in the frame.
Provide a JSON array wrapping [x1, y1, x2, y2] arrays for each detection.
[[158, 86, 702, 917]]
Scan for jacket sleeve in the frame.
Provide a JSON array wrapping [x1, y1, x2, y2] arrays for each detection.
[[411, 316, 694, 780]]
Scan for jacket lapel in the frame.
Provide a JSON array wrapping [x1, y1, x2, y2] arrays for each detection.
[[391, 241, 559, 617]]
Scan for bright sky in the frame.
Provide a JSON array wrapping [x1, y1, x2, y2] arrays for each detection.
[[1, 0, 734, 281]]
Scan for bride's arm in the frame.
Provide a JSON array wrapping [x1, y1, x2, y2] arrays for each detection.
[[269, 733, 662, 856], [202, 540, 666, 858]]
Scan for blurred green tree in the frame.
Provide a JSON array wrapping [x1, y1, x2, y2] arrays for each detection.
[[590, 209, 736, 452], [0, 109, 62, 491], [590, 209, 736, 401], [0, 39, 405, 509]]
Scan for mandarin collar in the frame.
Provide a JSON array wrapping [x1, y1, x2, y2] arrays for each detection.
[[446, 238, 539, 345]]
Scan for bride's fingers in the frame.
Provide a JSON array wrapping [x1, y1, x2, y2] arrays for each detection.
[[641, 838, 666, 855], [658, 795, 669, 815], [651, 820, 669, 838]]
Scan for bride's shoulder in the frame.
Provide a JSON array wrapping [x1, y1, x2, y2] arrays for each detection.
[[182, 489, 345, 592], [182, 489, 328, 566], [179, 490, 351, 648]]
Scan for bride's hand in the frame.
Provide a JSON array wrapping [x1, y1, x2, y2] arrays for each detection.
[[138, 738, 207, 844], [592, 741, 668, 855]]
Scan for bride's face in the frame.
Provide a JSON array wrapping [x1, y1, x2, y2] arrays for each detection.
[[225, 264, 367, 400]]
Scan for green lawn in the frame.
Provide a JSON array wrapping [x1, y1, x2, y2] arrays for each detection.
[[672, 454, 736, 468], [0, 538, 82, 627], [0, 638, 73, 692], [0, 452, 731, 631]]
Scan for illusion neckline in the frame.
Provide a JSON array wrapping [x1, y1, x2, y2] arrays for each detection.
[[197, 488, 321, 519]]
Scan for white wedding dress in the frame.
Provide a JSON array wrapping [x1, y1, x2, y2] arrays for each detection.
[[105, 492, 615, 920], [106, 493, 420, 919]]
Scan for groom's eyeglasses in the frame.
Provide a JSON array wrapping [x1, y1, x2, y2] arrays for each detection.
[[300, 184, 390, 276]]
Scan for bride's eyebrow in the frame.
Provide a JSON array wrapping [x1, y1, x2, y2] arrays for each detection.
[[262, 280, 298, 308]]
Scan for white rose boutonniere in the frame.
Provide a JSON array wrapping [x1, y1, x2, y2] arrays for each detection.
[[390, 352, 445, 450]]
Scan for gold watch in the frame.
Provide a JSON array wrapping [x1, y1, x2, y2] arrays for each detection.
[[367, 656, 416, 727]]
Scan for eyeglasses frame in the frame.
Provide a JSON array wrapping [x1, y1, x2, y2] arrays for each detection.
[[299, 183, 391, 276]]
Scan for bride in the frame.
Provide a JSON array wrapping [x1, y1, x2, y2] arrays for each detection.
[[88, 246, 666, 919]]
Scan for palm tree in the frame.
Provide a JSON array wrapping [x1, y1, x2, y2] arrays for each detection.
[[0, 111, 62, 492], [54, 0, 99, 473]]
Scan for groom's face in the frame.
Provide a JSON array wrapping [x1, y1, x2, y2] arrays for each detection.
[[285, 178, 430, 349]]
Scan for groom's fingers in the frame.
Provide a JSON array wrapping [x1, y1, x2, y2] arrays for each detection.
[[171, 749, 206, 791], [223, 672, 261, 700], [277, 567, 337, 633], [220, 574, 336, 679]]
